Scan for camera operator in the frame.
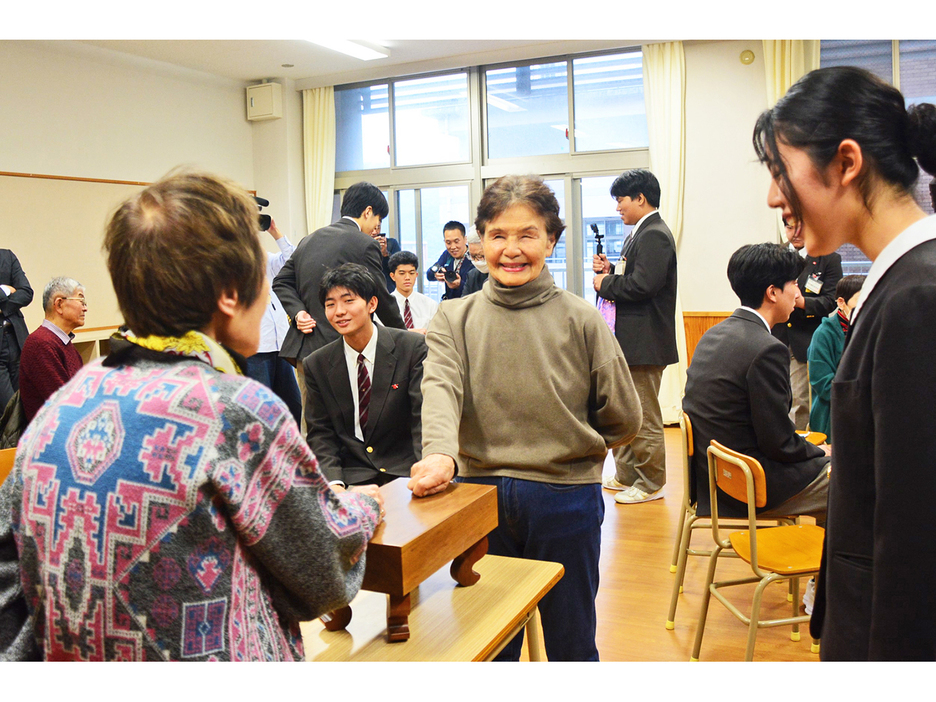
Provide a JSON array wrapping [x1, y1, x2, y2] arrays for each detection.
[[371, 220, 401, 292], [244, 217, 303, 425], [425, 221, 474, 300]]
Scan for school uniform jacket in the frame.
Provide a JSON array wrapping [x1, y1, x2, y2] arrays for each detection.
[[682, 308, 828, 518], [302, 327, 427, 486], [597, 212, 678, 367], [272, 219, 406, 364]]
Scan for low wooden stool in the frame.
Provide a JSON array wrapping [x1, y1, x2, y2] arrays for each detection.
[[321, 480, 497, 643]]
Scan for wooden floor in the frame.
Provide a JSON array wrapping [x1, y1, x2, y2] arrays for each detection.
[[591, 426, 819, 662]]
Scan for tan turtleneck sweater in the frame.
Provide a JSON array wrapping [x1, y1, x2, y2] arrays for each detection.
[[421, 266, 641, 484]]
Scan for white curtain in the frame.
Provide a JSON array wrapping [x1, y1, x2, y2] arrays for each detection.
[[302, 87, 336, 235], [642, 41, 688, 425], [762, 41, 820, 240]]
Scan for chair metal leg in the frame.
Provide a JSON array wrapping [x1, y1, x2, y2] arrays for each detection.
[[670, 506, 689, 572], [790, 577, 801, 641], [667, 512, 697, 629], [690, 544, 723, 661], [744, 575, 773, 662]]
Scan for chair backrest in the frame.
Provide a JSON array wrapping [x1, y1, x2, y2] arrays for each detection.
[[708, 441, 767, 509], [0, 447, 15, 485], [680, 412, 695, 508]]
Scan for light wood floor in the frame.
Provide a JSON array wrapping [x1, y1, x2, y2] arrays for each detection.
[[592, 426, 819, 662]]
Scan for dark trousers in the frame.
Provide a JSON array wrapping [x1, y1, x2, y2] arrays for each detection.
[[244, 351, 302, 426], [0, 327, 20, 411], [456, 475, 604, 661]]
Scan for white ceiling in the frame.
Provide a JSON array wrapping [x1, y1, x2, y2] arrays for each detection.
[[72, 39, 652, 88]]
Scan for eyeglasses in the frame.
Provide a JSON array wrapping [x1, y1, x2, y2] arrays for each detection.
[[63, 297, 88, 307]]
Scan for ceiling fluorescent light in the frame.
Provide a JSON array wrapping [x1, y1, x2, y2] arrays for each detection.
[[308, 40, 389, 61]]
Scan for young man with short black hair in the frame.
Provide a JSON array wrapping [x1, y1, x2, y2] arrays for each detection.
[[303, 262, 427, 489], [592, 169, 678, 504], [683, 243, 830, 526], [388, 251, 438, 334]]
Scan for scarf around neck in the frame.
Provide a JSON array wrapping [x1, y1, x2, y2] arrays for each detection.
[[118, 329, 244, 376]]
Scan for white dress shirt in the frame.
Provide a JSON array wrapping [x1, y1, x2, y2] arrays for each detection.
[[739, 306, 772, 332], [257, 235, 296, 353], [390, 289, 439, 330], [343, 325, 379, 442]]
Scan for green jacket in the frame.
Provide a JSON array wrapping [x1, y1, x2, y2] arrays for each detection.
[[808, 314, 846, 441]]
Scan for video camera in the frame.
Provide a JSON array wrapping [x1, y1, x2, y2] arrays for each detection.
[[254, 196, 272, 231]]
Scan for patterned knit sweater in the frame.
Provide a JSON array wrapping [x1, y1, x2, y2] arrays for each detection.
[[7, 353, 380, 661], [19, 324, 84, 423]]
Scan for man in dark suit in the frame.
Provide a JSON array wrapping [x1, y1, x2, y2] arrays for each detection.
[[303, 263, 426, 488], [592, 169, 678, 504], [771, 216, 842, 430], [273, 183, 406, 421], [0, 249, 33, 410], [425, 221, 475, 300], [682, 243, 830, 524]]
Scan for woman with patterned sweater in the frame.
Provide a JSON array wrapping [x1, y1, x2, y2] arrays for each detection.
[[1, 171, 383, 661]]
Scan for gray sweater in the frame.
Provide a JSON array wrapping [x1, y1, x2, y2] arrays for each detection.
[[421, 266, 641, 484]]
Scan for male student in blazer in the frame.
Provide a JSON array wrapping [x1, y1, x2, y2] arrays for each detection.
[[770, 216, 842, 430], [273, 182, 406, 368], [592, 169, 678, 505], [303, 263, 427, 488], [682, 243, 830, 524]]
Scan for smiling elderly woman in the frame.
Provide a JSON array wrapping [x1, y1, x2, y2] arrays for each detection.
[[2, 170, 382, 661], [408, 175, 641, 661]]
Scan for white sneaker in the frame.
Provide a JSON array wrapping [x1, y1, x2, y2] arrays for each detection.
[[803, 577, 816, 615], [614, 486, 664, 504], [602, 476, 630, 491]]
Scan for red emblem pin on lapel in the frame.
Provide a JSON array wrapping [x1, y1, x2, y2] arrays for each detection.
[[392, 384, 399, 389]]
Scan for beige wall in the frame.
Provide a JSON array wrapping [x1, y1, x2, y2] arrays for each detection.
[[681, 40, 779, 312]]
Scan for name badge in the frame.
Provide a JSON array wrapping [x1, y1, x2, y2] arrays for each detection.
[[804, 274, 823, 294], [614, 260, 626, 275]]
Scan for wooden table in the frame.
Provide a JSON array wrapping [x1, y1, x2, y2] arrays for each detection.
[[302, 554, 564, 661], [323, 479, 498, 642]]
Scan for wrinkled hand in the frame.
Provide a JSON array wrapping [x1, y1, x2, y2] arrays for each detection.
[[445, 273, 461, 289], [592, 253, 611, 274], [593, 273, 608, 292], [296, 310, 316, 334], [408, 453, 456, 497]]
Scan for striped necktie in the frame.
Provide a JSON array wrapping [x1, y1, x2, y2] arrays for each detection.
[[403, 299, 414, 329], [357, 353, 371, 432]]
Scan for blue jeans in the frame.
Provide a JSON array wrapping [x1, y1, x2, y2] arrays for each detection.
[[244, 352, 302, 426], [456, 475, 604, 661]]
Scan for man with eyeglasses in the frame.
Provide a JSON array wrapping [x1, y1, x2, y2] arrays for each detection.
[[19, 277, 86, 423]]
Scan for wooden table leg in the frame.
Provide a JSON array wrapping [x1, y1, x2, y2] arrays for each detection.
[[526, 607, 544, 661], [386, 593, 411, 643], [320, 605, 352, 631], [450, 536, 488, 587]]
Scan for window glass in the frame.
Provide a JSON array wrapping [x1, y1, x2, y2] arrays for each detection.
[[486, 62, 570, 159], [419, 186, 471, 303], [394, 73, 470, 167], [542, 179, 568, 290], [581, 175, 632, 296], [397, 189, 417, 267], [335, 84, 390, 171], [819, 40, 893, 84], [573, 51, 648, 152]]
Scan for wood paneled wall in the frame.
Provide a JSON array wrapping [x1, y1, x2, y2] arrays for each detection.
[[683, 311, 731, 366]]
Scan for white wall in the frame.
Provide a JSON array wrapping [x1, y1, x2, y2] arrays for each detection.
[[680, 40, 779, 312], [0, 41, 254, 186]]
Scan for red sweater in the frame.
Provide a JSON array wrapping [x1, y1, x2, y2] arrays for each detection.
[[19, 324, 84, 423]]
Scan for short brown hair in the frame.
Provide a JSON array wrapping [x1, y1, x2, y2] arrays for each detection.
[[474, 175, 566, 242], [103, 169, 265, 337]]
